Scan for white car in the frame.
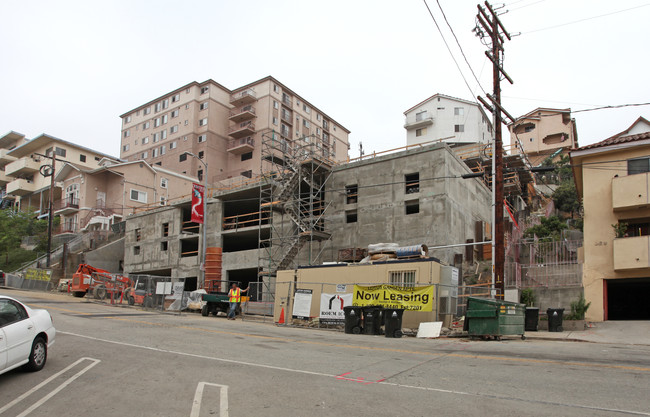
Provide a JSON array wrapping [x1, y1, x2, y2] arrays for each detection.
[[0, 295, 55, 375]]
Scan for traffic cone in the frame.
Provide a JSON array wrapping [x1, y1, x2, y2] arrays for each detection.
[[278, 308, 285, 324]]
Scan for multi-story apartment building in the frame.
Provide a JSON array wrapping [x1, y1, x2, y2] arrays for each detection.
[[0, 132, 119, 214], [0, 131, 29, 208], [54, 160, 197, 234], [509, 108, 578, 165], [404, 94, 493, 146], [571, 116, 650, 321], [119, 76, 351, 184]]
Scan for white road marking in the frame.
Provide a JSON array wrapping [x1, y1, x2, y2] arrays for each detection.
[[190, 382, 229, 417], [0, 357, 100, 416], [58, 331, 650, 416]]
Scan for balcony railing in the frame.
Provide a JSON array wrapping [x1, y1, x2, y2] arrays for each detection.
[[6, 178, 36, 196], [230, 89, 257, 105], [229, 105, 256, 123], [613, 236, 650, 271], [282, 95, 292, 107], [228, 121, 256, 139], [404, 114, 435, 129], [5, 158, 40, 177], [612, 172, 650, 211], [58, 222, 79, 235], [55, 196, 80, 213], [281, 111, 292, 124], [227, 137, 255, 155], [222, 210, 270, 231]]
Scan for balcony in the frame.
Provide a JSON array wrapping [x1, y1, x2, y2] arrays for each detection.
[[0, 170, 11, 186], [282, 95, 292, 107], [280, 110, 292, 125], [613, 236, 650, 271], [55, 195, 80, 215], [6, 178, 36, 196], [57, 222, 78, 235], [612, 173, 650, 211], [228, 121, 256, 139], [229, 105, 256, 123], [230, 89, 257, 107], [227, 137, 255, 155], [404, 114, 435, 129], [0, 149, 17, 167], [5, 158, 41, 177]]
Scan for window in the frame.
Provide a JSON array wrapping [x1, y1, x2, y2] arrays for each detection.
[[134, 139, 139, 145], [163, 223, 169, 237], [272, 117, 278, 126], [135, 228, 141, 241], [161, 241, 168, 251], [415, 111, 427, 121], [141, 151, 148, 159], [161, 129, 167, 140], [142, 137, 149, 144], [133, 246, 141, 255], [152, 148, 159, 157], [184, 120, 188, 126], [124, 116, 131, 124], [143, 121, 150, 130], [130, 189, 147, 203], [524, 125, 535, 133], [454, 124, 464, 133], [199, 118, 207, 126], [155, 103, 161, 112], [179, 153, 187, 162], [201, 86, 209, 94], [0, 299, 28, 326], [281, 124, 290, 137], [198, 134, 206, 143], [161, 178, 168, 188], [454, 107, 464, 116], [346, 184, 358, 204], [389, 270, 416, 287], [273, 101, 279, 109], [317, 113, 322, 121], [170, 141, 177, 150], [198, 151, 204, 159], [123, 144, 130, 152], [170, 125, 178, 133], [79, 154, 86, 162], [303, 103, 310, 113], [153, 133, 160, 143], [316, 127, 322, 136], [143, 107, 151, 115], [162, 99, 169, 109], [405, 173, 419, 194], [124, 130, 130, 138], [628, 158, 650, 175], [160, 145, 166, 155], [197, 169, 203, 181], [405, 199, 420, 215], [162, 114, 168, 124], [154, 118, 161, 127], [346, 210, 357, 223], [241, 152, 253, 161], [171, 109, 179, 118], [303, 120, 310, 128], [172, 94, 180, 103], [416, 128, 426, 137], [273, 84, 279, 93], [200, 102, 208, 110]]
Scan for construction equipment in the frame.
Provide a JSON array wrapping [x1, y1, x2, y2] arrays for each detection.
[[201, 281, 250, 317], [124, 275, 159, 308], [70, 264, 133, 301]]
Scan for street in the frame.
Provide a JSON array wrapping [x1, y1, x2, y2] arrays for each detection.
[[1, 289, 650, 417]]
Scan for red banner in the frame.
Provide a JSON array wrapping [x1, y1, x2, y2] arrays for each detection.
[[191, 183, 204, 224]]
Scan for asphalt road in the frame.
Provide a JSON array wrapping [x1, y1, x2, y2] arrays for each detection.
[[1, 288, 650, 417]]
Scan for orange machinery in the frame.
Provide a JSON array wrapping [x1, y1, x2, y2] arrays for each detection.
[[70, 264, 133, 301]]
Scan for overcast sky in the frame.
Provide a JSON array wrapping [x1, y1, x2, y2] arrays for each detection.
[[1, 0, 648, 159]]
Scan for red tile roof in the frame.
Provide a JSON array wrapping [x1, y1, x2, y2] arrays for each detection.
[[575, 116, 650, 151]]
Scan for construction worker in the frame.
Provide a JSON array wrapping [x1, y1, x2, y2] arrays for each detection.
[[227, 282, 249, 320]]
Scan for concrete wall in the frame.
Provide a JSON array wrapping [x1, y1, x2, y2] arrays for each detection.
[[84, 237, 125, 273]]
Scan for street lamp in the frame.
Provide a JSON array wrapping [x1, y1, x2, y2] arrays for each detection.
[[182, 152, 208, 289]]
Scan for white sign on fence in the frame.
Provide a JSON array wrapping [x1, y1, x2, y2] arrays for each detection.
[[292, 289, 313, 319], [320, 293, 353, 323]]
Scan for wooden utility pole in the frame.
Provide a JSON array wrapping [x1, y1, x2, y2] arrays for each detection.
[[476, 1, 513, 299]]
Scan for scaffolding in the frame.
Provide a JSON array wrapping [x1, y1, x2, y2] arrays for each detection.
[[257, 131, 334, 289]]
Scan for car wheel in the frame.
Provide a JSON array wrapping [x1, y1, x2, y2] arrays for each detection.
[[25, 337, 47, 372], [201, 305, 209, 316]]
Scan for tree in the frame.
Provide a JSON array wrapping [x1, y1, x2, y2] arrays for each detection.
[[0, 210, 49, 267], [523, 215, 568, 241], [553, 181, 581, 216]]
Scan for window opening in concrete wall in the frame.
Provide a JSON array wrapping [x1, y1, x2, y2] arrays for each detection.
[[405, 173, 419, 194], [346, 210, 357, 223], [346, 184, 358, 204], [405, 199, 420, 215]]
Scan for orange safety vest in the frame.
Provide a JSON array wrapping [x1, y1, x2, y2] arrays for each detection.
[[228, 288, 241, 303]]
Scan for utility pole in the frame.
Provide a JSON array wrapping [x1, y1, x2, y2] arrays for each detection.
[[476, 1, 514, 299], [36, 151, 58, 268]]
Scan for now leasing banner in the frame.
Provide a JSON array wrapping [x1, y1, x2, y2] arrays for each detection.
[[353, 284, 434, 312]]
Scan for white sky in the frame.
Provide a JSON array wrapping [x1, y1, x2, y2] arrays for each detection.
[[1, 0, 648, 159]]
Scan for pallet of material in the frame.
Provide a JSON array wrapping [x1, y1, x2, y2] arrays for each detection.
[[338, 248, 368, 262]]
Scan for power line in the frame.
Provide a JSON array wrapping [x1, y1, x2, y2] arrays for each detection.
[[435, 0, 488, 96], [422, 0, 479, 102], [509, 102, 650, 122], [523, 3, 650, 34]]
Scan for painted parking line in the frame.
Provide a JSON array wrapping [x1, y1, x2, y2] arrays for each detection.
[[0, 357, 100, 416], [190, 382, 229, 417]]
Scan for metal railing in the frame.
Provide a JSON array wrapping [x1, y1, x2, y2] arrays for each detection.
[[229, 105, 256, 118], [230, 89, 256, 103], [227, 136, 255, 150], [228, 121, 255, 134]]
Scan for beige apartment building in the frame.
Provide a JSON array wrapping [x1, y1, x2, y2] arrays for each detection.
[[119, 76, 351, 184], [0, 131, 29, 208], [54, 160, 197, 234], [0, 132, 119, 215], [571, 116, 650, 321], [509, 108, 578, 165]]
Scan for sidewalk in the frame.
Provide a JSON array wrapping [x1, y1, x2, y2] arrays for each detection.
[[524, 321, 650, 346]]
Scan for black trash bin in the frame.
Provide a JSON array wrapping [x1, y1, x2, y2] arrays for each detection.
[[547, 308, 565, 332], [362, 307, 382, 335], [343, 306, 363, 334], [525, 307, 539, 332], [384, 309, 404, 338]]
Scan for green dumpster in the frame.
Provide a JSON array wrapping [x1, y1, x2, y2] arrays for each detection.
[[466, 297, 526, 340]]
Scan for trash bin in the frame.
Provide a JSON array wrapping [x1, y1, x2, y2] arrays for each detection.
[[525, 307, 539, 332], [547, 308, 564, 332], [384, 308, 404, 338], [343, 306, 363, 334], [466, 297, 526, 340], [362, 307, 382, 335]]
